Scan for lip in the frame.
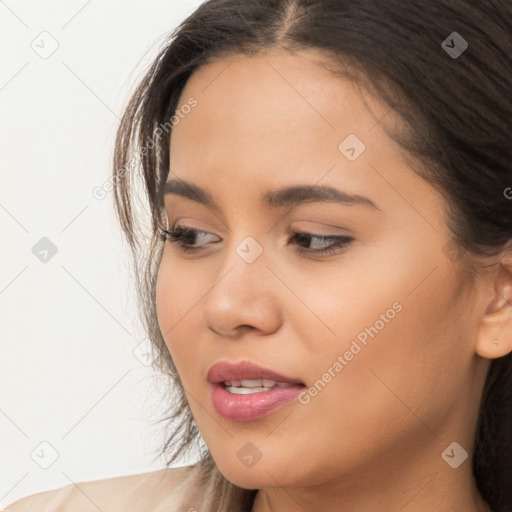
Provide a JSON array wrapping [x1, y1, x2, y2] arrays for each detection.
[[207, 361, 305, 422], [207, 360, 304, 385]]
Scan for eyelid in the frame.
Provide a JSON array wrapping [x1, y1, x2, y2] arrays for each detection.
[[163, 203, 358, 234], [164, 212, 227, 235], [165, 218, 353, 240], [161, 223, 354, 258], [288, 221, 353, 237]]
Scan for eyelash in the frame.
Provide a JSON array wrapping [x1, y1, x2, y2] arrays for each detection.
[[160, 226, 353, 257]]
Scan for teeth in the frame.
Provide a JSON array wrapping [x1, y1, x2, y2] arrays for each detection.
[[222, 379, 296, 394], [225, 386, 273, 394]]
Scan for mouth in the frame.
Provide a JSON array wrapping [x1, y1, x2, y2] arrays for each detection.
[[207, 361, 305, 421]]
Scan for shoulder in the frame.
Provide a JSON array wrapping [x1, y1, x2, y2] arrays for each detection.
[[3, 464, 198, 512]]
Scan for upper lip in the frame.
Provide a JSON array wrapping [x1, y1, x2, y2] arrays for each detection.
[[207, 360, 304, 385]]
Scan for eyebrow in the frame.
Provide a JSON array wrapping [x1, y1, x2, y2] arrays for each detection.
[[161, 179, 380, 212]]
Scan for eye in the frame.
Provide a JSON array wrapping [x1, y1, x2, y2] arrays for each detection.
[[289, 229, 354, 257], [160, 225, 354, 257], [160, 226, 220, 252]]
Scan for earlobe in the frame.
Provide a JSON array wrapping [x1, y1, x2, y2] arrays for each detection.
[[475, 308, 512, 359], [475, 253, 512, 360]]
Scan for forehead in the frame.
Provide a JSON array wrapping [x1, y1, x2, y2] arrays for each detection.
[[171, 48, 389, 149], [170, 49, 402, 182]]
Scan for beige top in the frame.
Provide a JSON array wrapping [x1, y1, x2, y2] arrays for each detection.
[[5, 464, 203, 512], [4, 461, 257, 512]]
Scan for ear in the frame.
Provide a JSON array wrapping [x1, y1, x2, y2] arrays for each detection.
[[475, 250, 512, 359]]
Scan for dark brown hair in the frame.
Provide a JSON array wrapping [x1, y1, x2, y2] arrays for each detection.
[[112, 1, 512, 510]]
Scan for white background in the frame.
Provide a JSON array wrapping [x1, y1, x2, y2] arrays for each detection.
[[0, 0, 205, 507]]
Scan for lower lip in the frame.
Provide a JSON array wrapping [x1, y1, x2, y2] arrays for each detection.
[[210, 383, 304, 421]]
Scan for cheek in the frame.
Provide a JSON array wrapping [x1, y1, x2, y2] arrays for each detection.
[[155, 257, 193, 358], [289, 242, 468, 422], [155, 259, 174, 340]]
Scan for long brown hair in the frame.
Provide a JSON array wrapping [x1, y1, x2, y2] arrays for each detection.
[[112, 1, 512, 510]]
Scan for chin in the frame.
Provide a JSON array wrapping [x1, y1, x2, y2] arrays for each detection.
[[214, 455, 302, 490]]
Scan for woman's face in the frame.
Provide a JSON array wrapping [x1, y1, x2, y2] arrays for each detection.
[[156, 49, 490, 493]]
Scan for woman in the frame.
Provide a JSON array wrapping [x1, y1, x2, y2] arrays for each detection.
[[6, 0, 512, 511]]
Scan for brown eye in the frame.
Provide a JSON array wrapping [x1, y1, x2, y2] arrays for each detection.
[[289, 231, 354, 257], [161, 226, 220, 252]]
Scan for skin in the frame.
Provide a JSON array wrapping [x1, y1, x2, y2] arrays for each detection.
[[155, 48, 512, 511]]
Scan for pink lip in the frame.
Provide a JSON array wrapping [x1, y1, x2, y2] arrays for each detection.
[[207, 361, 305, 422], [207, 360, 304, 385]]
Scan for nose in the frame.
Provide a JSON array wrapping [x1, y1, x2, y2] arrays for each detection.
[[200, 250, 282, 340]]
